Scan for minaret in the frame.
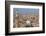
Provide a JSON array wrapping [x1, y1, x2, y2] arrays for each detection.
[[16, 11, 18, 17]]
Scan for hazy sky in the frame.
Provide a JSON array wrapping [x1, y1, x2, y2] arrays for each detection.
[[13, 8, 39, 16]]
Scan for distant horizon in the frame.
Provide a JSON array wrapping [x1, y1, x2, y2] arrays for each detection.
[[13, 8, 39, 16]]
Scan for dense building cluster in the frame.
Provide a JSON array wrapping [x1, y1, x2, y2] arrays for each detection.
[[13, 13, 39, 28]]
